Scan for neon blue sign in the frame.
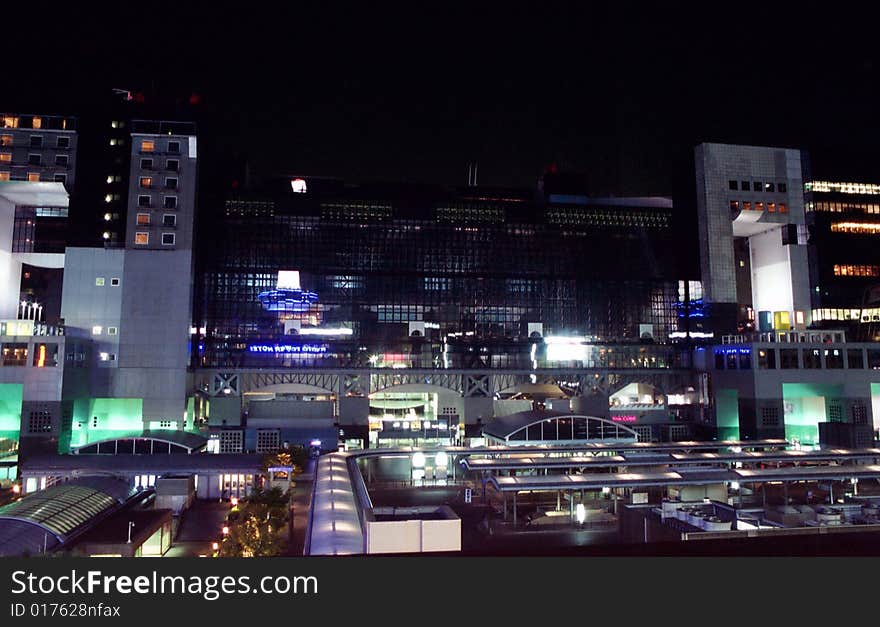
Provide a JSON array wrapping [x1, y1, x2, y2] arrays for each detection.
[[248, 343, 328, 354]]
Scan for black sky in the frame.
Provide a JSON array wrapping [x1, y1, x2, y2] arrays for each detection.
[[3, 3, 879, 193]]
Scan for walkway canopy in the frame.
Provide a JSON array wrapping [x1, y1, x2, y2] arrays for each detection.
[[72, 430, 208, 455], [482, 411, 639, 445], [0, 477, 135, 556]]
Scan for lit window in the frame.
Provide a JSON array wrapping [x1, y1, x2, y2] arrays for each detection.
[[31, 117, 41, 129], [95, 277, 105, 286], [767, 202, 776, 213], [136, 213, 150, 226], [0, 172, 8, 181], [2, 116, 18, 128], [291, 178, 307, 193], [135, 232, 149, 245], [0, 135, 12, 146], [141, 140, 154, 152], [140, 176, 152, 188], [779, 203, 788, 213], [27, 173, 39, 182], [99, 352, 109, 361], [0, 153, 11, 163], [161, 232, 175, 246], [92, 326, 103, 335]]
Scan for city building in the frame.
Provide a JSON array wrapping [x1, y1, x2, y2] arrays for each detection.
[[193, 175, 701, 449], [695, 142, 811, 335], [0, 114, 77, 190], [804, 180, 880, 338]]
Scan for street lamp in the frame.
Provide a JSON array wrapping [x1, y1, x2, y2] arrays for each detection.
[[126, 521, 135, 544]]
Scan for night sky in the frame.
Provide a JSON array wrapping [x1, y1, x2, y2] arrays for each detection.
[[3, 4, 879, 195]]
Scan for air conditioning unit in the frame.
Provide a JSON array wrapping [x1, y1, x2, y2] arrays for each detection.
[[527, 323, 543, 338], [284, 320, 301, 335], [408, 321, 425, 337]]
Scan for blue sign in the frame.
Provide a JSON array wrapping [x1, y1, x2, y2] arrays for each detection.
[[248, 343, 328, 354]]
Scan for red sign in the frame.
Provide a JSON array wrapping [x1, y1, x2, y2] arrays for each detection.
[[611, 415, 638, 423]]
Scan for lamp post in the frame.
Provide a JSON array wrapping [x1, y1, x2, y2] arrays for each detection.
[[127, 521, 135, 543]]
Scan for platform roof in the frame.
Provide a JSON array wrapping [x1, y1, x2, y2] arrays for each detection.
[[0, 477, 134, 557]]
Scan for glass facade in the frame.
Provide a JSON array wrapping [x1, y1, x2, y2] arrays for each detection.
[[196, 181, 690, 369]]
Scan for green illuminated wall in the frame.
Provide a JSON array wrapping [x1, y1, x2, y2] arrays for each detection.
[[714, 388, 740, 440], [782, 383, 841, 445], [0, 384, 23, 443], [68, 398, 144, 450], [185, 396, 197, 433]]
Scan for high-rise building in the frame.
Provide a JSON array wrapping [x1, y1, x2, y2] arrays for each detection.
[[695, 142, 811, 334], [0, 114, 77, 190], [804, 180, 880, 338]]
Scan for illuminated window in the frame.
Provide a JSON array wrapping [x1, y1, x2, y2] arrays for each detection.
[[27, 173, 39, 182], [135, 232, 149, 245], [0, 135, 11, 146], [92, 325, 103, 335], [767, 203, 776, 213], [743, 201, 752, 211], [0, 153, 11, 163], [834, 264, 880, 277], [141, 140, 155, 152], [0, 172, 8, 181], [765, 182, 774, 192], [136, 213, 150, 226], [31, 117, 41, 129], [729, 200, 739, 212], [778, 203, 788, 213], [755, 202, 764, 212], [830, 222, 880, 235], [2, 116, 18, 128], [139, 176, 152, 188], [161, 232, 175, 245], [95, 277, 105, 286]]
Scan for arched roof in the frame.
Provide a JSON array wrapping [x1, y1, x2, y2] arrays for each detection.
[[71, 430, 208, 454], [482, 410, 639, 441], [0, 477, 135, 556]]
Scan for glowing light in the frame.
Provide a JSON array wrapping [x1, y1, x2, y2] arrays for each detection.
[[222, 526, 229, 535], [806, 181, 880, 195], [291, 178, 307, 193], [295, 327, 353, 337], [435, 451, 448, 467], [412, 452, 426, 468], [247, 343, 327, 354], [12, 484, 20, 495], [36, 344, 45, 368], [576, 503, 586, 524]]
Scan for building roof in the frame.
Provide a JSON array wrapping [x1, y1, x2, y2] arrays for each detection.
[[72, 507, 171, 549], [481, 410, 639, 441], [23, 453, 263, 475], [71, 430, 208, 454], [0, 181, 69, 207], [306, 453, 364, 555], [0, 477, 134, 557]]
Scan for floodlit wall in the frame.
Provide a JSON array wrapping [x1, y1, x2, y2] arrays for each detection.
[[0, 383, 22, 441], [365, 507, 461, 554]]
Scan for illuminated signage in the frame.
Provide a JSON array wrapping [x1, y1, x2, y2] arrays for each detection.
[[611, 415, 638, 423], [247, 344, 327, 354]]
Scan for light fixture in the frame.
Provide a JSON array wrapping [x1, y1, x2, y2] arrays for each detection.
[[412, 452, 426, 468]]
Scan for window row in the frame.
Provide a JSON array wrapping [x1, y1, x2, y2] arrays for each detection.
[[1, 343, 59, 367], [729, 180, 788, 193], [0, 153, 69, 167], [134, 232, 176, 246], [807, 201, 880, 214], [715, 347, 880, 370], [729, 200, 788, 213], [140, 139, 181, 154], [136, 213, 177, 227], [829, 222, 880, 235], [833, 264, 879, 277], [0, 171, 67, 184], [137, 195, 178, 209], [94, 277, 121, 287], [91, 325, 118, 336], [138, 176, 178, 189], [0, 135, 71, 149], [2, 116, 71, 130], [139, 157, 179, 171], [811, 307, 880, 323]]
